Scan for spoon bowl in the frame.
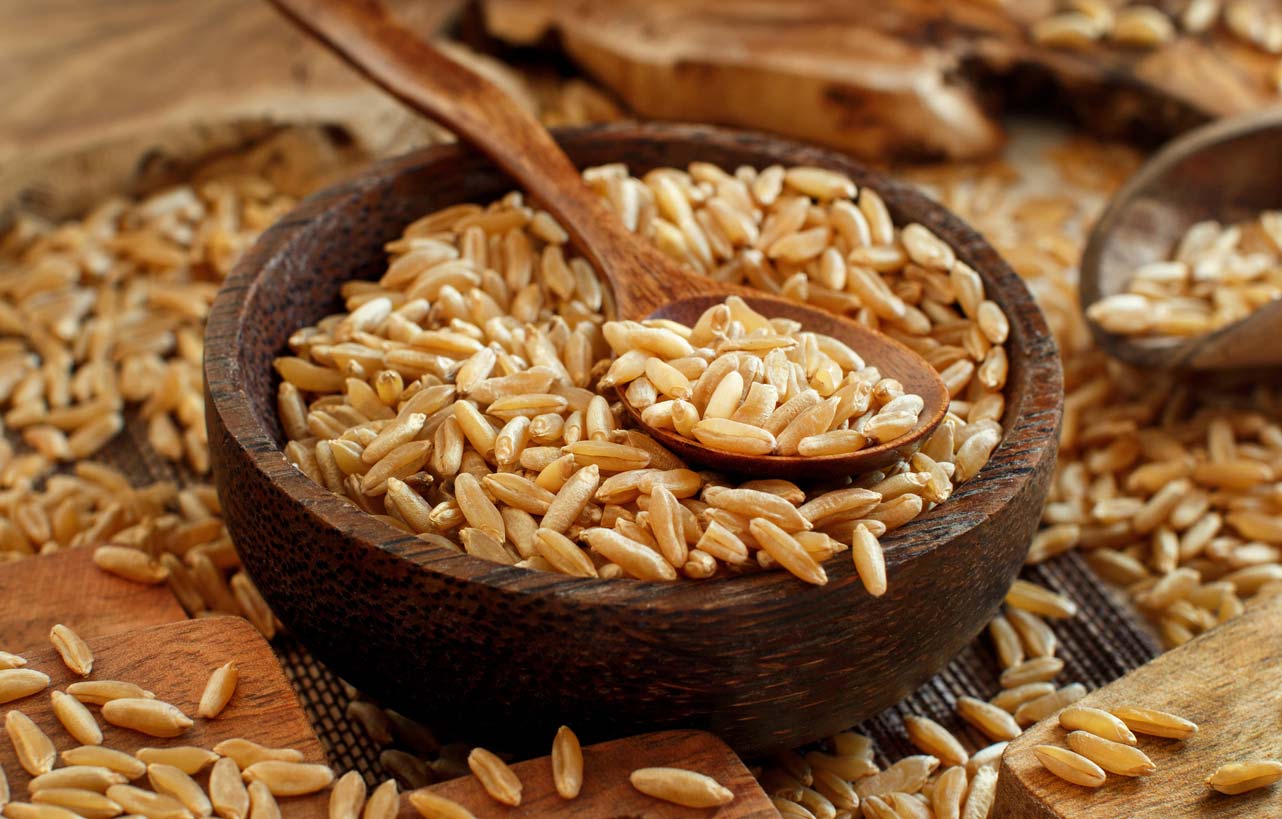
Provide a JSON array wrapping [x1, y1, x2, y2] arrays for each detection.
[[1081, 108, 1282, 370], [270, 0, 949, 477], [620, 291, 950, 480]]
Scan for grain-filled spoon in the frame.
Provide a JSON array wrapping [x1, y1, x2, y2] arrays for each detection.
[[267, 0, 949, 479], [1081, 109, 1282, 370]]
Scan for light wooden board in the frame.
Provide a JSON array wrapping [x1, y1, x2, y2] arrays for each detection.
[[398, 730, 776, 818], [0, 547, 185, 650], [0, 0, 460, 221], [0, 616, 329, 816], [994, 592, 1282, 818]]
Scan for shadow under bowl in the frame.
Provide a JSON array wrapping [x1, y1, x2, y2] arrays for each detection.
[[205, 122, 1062, 756]]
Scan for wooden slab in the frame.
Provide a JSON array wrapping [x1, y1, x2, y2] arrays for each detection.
[[481, 0, 1280, 161], [0, 0, 461, 221], [399, 730, 775, 818], [0, 616, 329, 816], [0, 547, 184, 649], [994, 593, 1282, 818]]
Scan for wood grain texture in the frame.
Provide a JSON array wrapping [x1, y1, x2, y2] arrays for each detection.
[[994, 593, 1282, 818], [270, 0, 950, 480], [480, 0, 1281, 161], [204, 122, 1062, 755], [397, 730, 774, 818], [0, 0, 457, 221], [0, 617, 329, 814], [0, 547, 184, 649]]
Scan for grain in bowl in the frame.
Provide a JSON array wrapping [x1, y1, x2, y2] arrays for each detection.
[[274, 161, 1011, 588]]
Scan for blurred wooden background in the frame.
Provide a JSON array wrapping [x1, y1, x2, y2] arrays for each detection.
[[5, 0, 1280, 218]]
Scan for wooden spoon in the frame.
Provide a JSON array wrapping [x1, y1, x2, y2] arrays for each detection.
[[266, 0, 949, 480], [1081, 108, 1282, 371]]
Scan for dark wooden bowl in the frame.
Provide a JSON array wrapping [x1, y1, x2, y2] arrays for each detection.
[[205, 122, 1062, 756]]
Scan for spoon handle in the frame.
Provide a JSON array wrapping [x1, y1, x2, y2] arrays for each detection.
[[268, 0, 687, 317]]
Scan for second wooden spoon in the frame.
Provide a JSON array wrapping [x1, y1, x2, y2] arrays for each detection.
[[267, 0, 949, 479]]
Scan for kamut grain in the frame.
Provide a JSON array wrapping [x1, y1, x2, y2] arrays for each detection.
[[197, 662, 238, 719], [30, 787, 122, 819], [148, 763, 212, 817], [210, 740, 303, 769], [210, 758, 249, 819], [6, 710, 56, 776], [1206, 759, 1282, 794], [48, 625, 93, 677], [101, 698, 192, 737], [66, 681, 154, 706], [407, 790, 476, 819], [137, 747, 219, 775], [903, 716, 967, 766], [1033, 745, 1106, 787], [3, 803, 85, 819], [50, 690, 102, 746], [551, 725, 582, 799], [247, 781, 279, 819], [361, 780, 398, 819], [1108, 706, 1198, 740], [629, 767, 734, 808], [1065, 731, 1156, 776], [0, 669, 49, 704], [1058, 706, 1136, 745], [957, 696, 1022, 741], [960, 764, 997, 819], [1015, 683, 1087, 726], [60, 748, 146, 780], [329, 771, 366, 819], [241, 761, 334, 797], [106, 785, 193, 819]]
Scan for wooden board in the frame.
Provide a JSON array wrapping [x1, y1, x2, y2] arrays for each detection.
[[481, 0, 1281, 161], [0, 616, 329, 816], [0, 547, 185, 649], [0, 0, 462, 221], [993, 593, 1282, 818], [399, 730, 775, 819]]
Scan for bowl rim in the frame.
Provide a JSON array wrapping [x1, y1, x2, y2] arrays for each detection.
[[205, 121, 1062, 612]]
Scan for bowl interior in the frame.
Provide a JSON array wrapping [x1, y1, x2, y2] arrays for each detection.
[[212, 121, 1060, 608]]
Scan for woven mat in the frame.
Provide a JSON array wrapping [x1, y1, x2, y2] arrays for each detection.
[[86, 407, 1161, 779]]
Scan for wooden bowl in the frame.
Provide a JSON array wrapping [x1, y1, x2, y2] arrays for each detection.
[[205, 122, 1062, 756]]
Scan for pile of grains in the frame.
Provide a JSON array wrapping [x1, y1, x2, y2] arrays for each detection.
[[600, 296, 926, 457], [1032, 0, 1282, 57], [0, 136, 319, 637], [0, 623, 356, 819], [0, 623, 738, 818], [1087, 211, 1282, 338], [276, 162, 1011, 588]]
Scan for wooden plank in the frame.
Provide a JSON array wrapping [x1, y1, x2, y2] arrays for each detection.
[[0, 0, 462, 221], [398, 730, 776, 818], [0, 617, 329, 817], [994, 593, 1282, 818], [0, 547, 184, 650], [481, 0, 1280, 161], [0, 0, 460, 155]]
